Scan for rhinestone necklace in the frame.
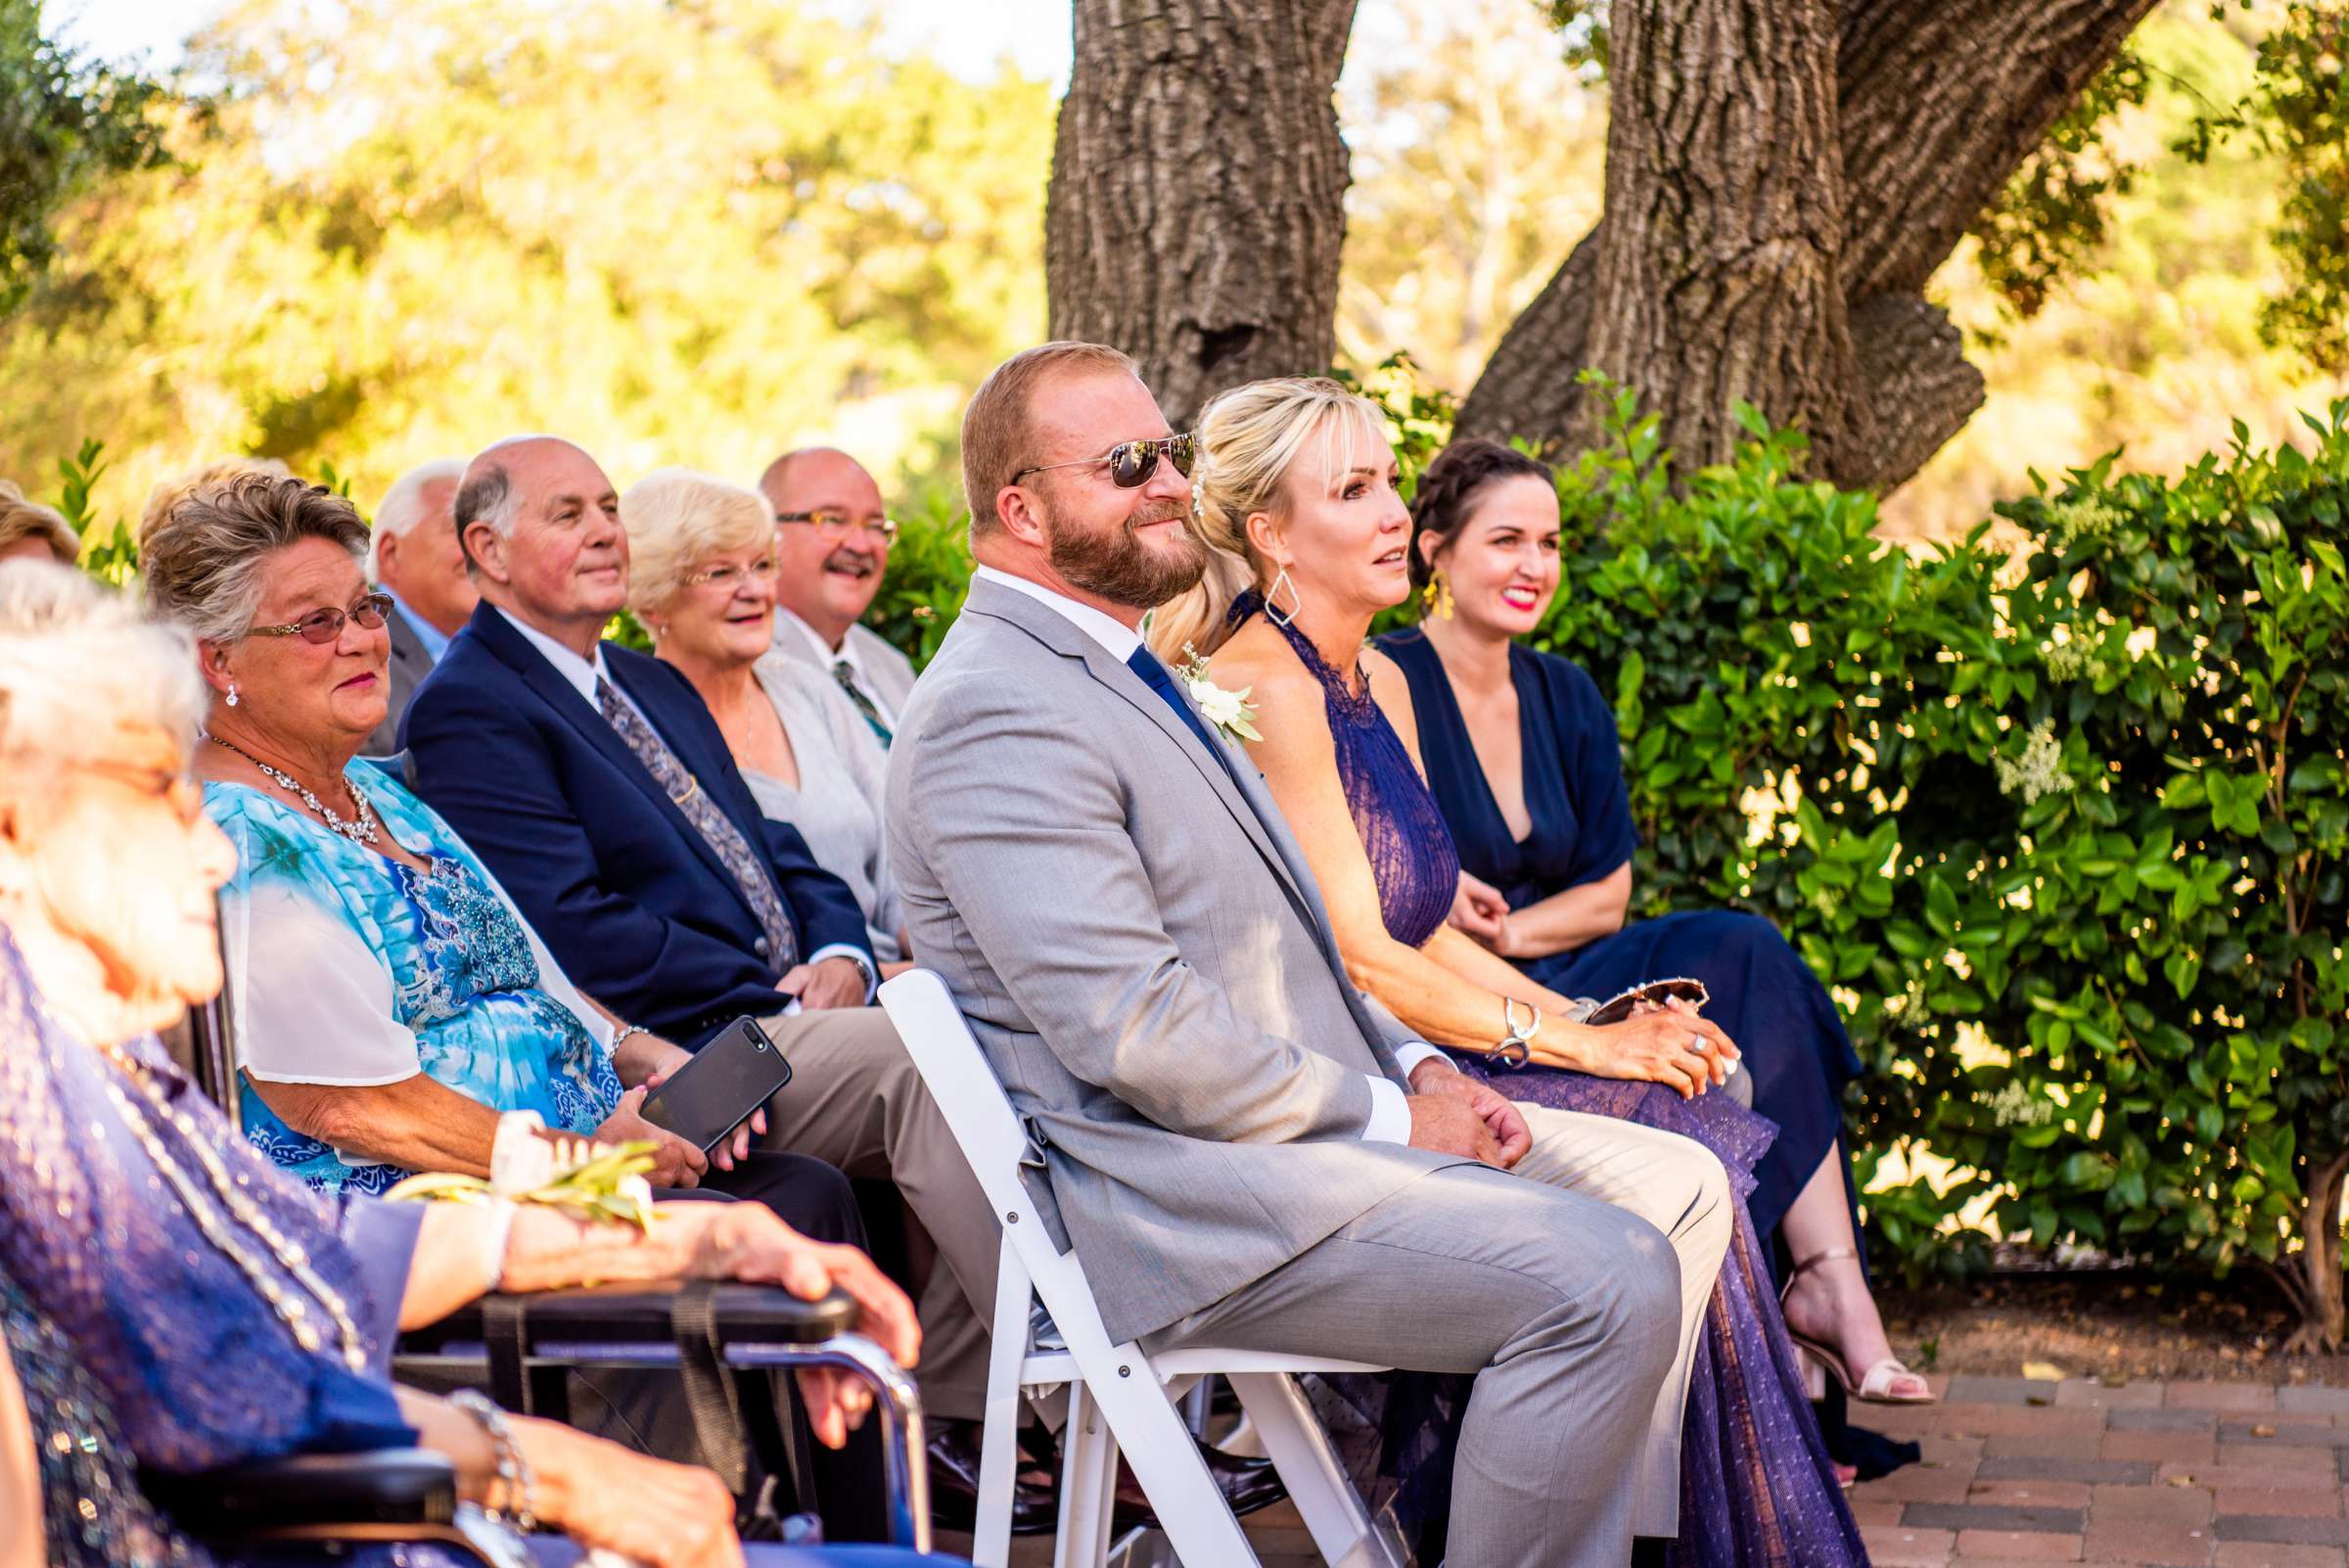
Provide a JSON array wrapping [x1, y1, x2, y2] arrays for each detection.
[[95, 1041, 370, 1372], [205, 732, 380, 847]]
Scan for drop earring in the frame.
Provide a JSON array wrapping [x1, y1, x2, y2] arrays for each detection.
[[225, 682, 239, 709], [1265, 566, 1302, 627]]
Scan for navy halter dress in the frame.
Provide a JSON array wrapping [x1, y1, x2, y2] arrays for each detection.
[[1235, 600, 1867, 1568], [1375, 630, 1865, 1242]]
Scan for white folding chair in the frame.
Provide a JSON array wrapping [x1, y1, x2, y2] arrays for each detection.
[[880, 970, 1405, 1568]]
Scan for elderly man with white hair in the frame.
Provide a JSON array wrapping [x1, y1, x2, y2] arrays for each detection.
[[363, 457, 475, 754]]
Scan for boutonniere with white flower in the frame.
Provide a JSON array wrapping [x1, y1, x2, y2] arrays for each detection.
[[1175, 643, 1264, 745], [387, 1110, 660, 1232]]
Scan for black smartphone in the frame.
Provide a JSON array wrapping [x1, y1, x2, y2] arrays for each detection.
[[638, 1017, 795, 1155]]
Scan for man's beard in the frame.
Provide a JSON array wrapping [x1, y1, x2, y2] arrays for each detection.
[[1044, 499, 1208, 611]]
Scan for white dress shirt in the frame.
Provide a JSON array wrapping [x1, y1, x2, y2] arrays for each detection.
[[496, 608, 875, 1001], [970, 567, 1441, 1141]]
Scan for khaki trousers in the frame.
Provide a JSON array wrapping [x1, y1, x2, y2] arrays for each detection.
[[755, 1005, 996, 1424]]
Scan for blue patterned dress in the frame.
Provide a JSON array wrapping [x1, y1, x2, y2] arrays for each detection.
[[207, 763, 622, 1194], [1238, 601, 1868, 1568]]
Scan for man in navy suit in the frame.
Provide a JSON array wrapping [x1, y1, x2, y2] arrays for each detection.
[[404, 438, 1018, 1518]]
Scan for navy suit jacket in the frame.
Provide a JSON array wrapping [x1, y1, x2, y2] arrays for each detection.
[[403, 601, 873, 1049]]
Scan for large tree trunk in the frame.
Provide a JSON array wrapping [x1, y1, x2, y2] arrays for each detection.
[[1046, 0, 1359, 429], [1568, 0, 1860, 477], [1458, 0, 2161, 491]]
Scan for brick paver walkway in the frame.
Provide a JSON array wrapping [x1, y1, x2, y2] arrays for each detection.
[[946, 1375, 2346, 1566], [1851, 1375, 2349, 1568]]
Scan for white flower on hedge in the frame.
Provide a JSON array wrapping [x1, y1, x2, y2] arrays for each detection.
[[1993, 718, 2075, 806], [1174, 643, 1264, 745]]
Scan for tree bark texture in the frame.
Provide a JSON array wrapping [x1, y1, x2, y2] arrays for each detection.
[[1046, 0, 1359, 429], [1456, 0, 2162, 493], [1571, 0, 1860, 478]]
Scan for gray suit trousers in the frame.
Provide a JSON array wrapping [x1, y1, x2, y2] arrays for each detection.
[[1144, 1104, 1731, 1568]]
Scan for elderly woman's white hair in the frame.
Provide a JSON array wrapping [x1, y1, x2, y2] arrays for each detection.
[[618, 468, 773, 614], [0, 561, 207, 773]]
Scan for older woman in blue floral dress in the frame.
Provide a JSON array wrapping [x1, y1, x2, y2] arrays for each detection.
[[140, 473, 849, 1240]]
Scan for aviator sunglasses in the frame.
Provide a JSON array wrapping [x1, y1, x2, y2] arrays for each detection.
[[249, 591, 395, 645], [1011, 432, 1196, 490]]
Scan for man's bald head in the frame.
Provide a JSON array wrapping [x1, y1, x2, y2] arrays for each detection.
[[758, 445, 893, 648], [757, 446, 875, 513], [453, 436, 598, 571], [452, 436, 628, 649]]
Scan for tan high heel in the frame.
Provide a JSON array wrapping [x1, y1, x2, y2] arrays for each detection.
[[1780, 1247, 1937, 1406]]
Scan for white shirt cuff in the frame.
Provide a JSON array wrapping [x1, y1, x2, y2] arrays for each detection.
[[806, 943, 879, 1002], [1393, 1040, 1451, 1083], [1360, 1075, 1411, 1143]]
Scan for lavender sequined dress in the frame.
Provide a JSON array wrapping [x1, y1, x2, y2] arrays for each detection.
[[1239, 600, 1868, 1568], [0, 925, 464, 1567]]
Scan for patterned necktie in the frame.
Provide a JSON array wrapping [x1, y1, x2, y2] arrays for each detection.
[[596, 677, 799, 971], [831, 659, 894, 749]]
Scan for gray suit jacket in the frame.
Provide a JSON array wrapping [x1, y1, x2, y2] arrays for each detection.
[[364, 604, 435, 758], [887, 577, 1458, 1343], [770, 614, 918, 715]]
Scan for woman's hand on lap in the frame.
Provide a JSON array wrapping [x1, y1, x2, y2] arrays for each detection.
[[1598, 1005, 1738, 1099], [1448, 871, 1508, 946]]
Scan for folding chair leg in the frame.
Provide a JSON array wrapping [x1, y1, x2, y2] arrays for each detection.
[[1054, 1381, 1120, 1568], [1228, 1371, 1396, 1568], [973, 1240, 1035, 1568], [1080, 1358, 1260, 1568]]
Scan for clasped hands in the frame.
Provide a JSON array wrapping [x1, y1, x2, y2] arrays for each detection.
[[1404, 1058, 1532, 1169]]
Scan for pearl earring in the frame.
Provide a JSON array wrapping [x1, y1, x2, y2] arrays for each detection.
[[225, 683, 239, 709]]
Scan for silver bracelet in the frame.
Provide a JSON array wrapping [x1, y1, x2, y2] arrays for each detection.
[[1496, 997, 1541, 1070], [450, 1389, 538, 1536], [609, 1022, 645, 1052]]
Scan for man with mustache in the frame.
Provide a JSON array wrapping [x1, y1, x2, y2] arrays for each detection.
[[758, 447, 918, 757]]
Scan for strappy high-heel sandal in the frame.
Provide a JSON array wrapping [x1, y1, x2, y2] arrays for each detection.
[[1780, 1246, 1937, 1406]]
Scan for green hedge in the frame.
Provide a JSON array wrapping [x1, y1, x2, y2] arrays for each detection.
[[1407, 380, 2346, 1341], [39, 381, 2349, 1341]]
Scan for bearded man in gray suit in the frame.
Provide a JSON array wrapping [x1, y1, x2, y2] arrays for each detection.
[[886, 343, 1733, 1568]]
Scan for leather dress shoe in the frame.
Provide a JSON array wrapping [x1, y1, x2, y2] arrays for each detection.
[[927, 1419, 1057, 1536], [1108, 1439, 1286, 1534]]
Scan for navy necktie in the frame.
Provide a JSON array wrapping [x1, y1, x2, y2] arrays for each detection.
[[1126, 646, 1224, 760]]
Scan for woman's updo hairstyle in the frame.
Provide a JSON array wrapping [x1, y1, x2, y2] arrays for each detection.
[[1148, 375, 1390, 662], [1405, 438, 1553, 591]]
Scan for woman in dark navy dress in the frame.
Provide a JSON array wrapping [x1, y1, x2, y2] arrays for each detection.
[[1374, 438, 1929, 1407]]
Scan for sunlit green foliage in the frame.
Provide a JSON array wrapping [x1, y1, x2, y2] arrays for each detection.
[[0, 0, 169, 311], [0, 0, 1051, 523]]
